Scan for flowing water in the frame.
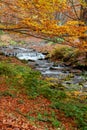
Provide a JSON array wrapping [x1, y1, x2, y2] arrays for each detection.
[[0, 45, 87, 92]]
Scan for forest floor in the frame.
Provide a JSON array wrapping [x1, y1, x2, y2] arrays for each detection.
[[0, 55, 77, 130], [0, 33, 87, 130]]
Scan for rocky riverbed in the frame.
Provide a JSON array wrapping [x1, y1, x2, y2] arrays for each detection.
[[0, 45, 87, 92]]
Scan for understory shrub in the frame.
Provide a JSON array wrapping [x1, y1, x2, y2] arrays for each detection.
[[50, 45, 87, 67], [50, 45, 73, 60]]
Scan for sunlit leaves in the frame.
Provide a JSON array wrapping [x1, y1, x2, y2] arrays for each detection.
[[0, 0, 87, 50], [79, 0, 87, 7]]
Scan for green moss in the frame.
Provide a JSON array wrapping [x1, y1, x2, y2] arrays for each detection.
[[0, 30, 4, 35], [51, 101, 87, 130], [0, 60, 87, 129]]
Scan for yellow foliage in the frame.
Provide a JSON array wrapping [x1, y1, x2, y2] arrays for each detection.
[[0, 0, 87, 50], [79, 0, 87, 7], [66, 21, 85, 26]]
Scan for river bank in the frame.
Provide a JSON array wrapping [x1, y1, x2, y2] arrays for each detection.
[[0, 33, 87, 129], [0, 44, 87, 93]]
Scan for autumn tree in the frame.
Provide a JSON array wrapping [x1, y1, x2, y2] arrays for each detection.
[[0, 0, 87, 50]]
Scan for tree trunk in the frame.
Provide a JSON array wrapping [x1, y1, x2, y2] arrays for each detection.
[[80, 0, 87, 59]]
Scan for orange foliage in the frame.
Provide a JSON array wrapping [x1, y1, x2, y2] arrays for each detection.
[[0, 0, 87, 50]]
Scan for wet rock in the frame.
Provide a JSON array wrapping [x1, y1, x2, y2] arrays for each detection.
[[28, 61, 36, 68], [82, 82, 87, 92], [0, 45, 87, 93], [42, 51, 48, 55], [70, 69, 82, 74], [50, 66, 66, 71], [72, 76, 84, 84]]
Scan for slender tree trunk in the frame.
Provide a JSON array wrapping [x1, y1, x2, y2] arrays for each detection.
[[80, 0, 87, 59]]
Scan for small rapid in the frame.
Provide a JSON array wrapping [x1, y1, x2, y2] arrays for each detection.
[[0, 45, 87, 92]]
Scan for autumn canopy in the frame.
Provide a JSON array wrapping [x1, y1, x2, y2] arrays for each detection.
[[0, 0, 87, 49]]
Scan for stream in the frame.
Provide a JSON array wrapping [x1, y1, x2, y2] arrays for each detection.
[[0, 45, 87, 92]]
